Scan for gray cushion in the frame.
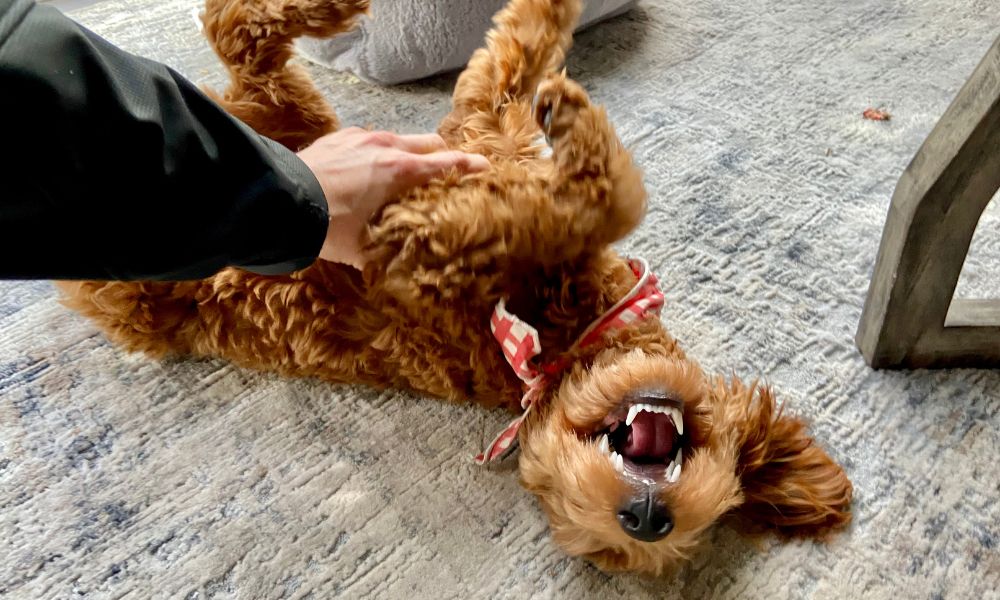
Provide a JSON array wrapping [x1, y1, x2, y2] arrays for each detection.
[[295, 0, 637, 84]]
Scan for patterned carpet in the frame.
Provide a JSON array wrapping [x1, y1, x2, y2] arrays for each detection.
[[2, 0, 999, 597]]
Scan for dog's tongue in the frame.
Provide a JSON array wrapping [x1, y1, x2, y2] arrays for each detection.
[[622, 411, 676, 459]]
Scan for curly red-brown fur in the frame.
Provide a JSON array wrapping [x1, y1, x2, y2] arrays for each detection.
[[723, 380, 853, 536], [56, 0, 851, 575]]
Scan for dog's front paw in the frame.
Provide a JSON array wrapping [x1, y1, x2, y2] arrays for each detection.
[[533, 71, 590, 143], [529, 69, 646, 247]]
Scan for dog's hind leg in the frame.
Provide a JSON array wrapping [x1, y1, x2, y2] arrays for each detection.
[[56, 280, 206, 358], [201, 0, 371, 150], [438, 0, 583, 160], [57, 271, 370, 376]]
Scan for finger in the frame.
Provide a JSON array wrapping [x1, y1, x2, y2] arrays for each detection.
[[394, 133, 449, 154], [405, 151, 491, 181]]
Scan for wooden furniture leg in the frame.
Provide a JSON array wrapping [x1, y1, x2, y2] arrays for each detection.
[[856, 35, 1000, 368]]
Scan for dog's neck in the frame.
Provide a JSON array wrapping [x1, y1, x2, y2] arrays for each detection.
[[503, 249, 671, 369]]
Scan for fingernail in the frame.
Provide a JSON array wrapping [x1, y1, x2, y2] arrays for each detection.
[[466, 154, 491, 172]]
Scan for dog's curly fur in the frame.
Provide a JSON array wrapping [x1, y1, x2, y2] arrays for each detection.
[[57, 0, 852, 574]]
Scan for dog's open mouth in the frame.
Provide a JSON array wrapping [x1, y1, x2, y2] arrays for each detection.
[[593, 394, 684, 484]]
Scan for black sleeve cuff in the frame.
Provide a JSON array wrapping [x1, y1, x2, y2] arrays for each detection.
[[231, 133, 329, 276]]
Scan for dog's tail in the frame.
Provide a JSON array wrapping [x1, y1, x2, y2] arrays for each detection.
[[439, 0, 584, 157], [200, 0, 371, 150]]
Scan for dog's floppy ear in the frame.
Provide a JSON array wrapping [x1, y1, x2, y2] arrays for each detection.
[[724, 382, 852, 537]]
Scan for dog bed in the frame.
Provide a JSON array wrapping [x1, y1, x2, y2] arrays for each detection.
[[294, 0, 637, 84]]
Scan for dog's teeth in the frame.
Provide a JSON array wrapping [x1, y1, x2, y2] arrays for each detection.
[[667, 457, 682, 483], [597, 434, 609, 455], [664, 449, 683, 483], [625, 405, 640, 426], [671, 407, 684, 435], [609, 451, 625, 473], [668, 462, 681, 483]]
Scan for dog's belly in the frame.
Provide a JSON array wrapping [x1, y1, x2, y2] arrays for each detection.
[[186, 264, 523, 410]]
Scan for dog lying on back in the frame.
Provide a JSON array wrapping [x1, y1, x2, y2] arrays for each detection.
[[59, 0, 852, 574]]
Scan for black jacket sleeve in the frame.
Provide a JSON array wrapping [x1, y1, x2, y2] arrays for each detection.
[[0, 0, 329, 280]]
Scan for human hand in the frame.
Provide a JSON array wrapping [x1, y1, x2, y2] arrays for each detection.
[[296, 127, 490, 269]]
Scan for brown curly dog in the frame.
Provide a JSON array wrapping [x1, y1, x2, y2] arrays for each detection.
[[58, 0, 852, 574]]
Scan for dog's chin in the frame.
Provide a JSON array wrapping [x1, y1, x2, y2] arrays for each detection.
[[581, 545, 681, 575]]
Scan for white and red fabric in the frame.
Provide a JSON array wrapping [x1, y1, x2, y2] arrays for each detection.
[[474, 258, 664, 464]]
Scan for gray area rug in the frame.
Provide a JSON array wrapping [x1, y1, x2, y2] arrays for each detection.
[[3, 0, 1000, 598]]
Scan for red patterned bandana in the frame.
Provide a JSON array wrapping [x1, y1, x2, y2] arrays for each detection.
[[474, 258, 665, 465]]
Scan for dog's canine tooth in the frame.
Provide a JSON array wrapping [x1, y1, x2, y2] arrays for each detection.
[[625, 405, 640, 426], [597, 434, 609, 455], [670, 407, 684, 435], [669, 452, 682, 483], [668, 462, 681, 483]]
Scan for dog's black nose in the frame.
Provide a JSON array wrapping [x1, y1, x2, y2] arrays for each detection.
[[617, 494, 673, 542]]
